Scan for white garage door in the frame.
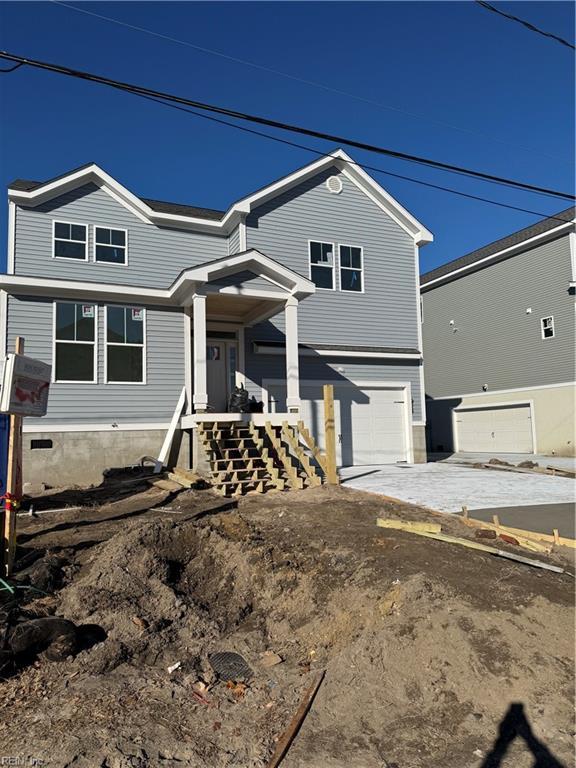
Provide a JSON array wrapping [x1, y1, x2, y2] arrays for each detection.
[[267, 383, 409, 466], [455, 404, 534, 453]]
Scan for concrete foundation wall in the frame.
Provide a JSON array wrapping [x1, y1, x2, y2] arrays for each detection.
[[427, 383, 575, 457], [22, 429, 191, 487], [412, 425, 427, 463]]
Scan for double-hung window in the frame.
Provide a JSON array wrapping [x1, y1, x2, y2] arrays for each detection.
[[106, 306, 146, 383], [95, 227, 127, 265], [54, 302, 96, 382], [309, 241, 335, 289], [541, 316, 555, 339], [53, 222, 87, 260], [339, 245, 363, 292]]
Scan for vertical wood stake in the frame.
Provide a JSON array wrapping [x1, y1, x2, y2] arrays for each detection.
[[462, 505, 469, 519], [2, 336, 24, 577], [323, 384, 339, 485], [553, 528, 560, 546], [492, 514, 500, 532]]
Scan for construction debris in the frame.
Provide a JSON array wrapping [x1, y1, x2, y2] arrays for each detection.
[[376, 518, 441, 534]]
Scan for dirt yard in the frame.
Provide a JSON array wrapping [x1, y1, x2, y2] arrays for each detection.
[[1, 479, 574, 768]]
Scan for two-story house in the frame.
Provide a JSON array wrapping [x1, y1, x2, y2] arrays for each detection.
[[0, 150, 432, 485], [421, 207, 575, 457]]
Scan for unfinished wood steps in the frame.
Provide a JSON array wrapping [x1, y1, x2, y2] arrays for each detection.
[[197, 419, 324, 497]]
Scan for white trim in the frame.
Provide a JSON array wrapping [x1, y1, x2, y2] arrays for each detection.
[[236, 326, 246, 387], [104, 304, 147, 384], [52, 219, 88, 262], [414, 244, 426, 425], [452, 399, 537, 455], [308, 239, 336, 291], [338, 243, 364, 294], [0, 290, 7, 365], [253, 343, 421, 360], [239, 220, 247, 251], [431, 381, 575, 399], [570, 231, 576, 282], [262, 377, 414, 464], [93, 224, 129, 266], [7, 201, 16, 274], [540, 315, 555, 340], [421, 222, 574, 290], [23, 421, 170, 434], [98, 183, 151, 224], [8, 152, 433, 243], [52, 300, 98, 384], [192, 293, 208, 410], [184, 306, 193, 415]]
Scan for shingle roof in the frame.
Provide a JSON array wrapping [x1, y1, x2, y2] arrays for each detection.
[[8, 170, 226, 222], [421, 206, 575, 289]]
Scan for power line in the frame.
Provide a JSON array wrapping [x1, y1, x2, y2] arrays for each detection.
[[135, 90, 574, 224], [0, 50, 574, 202], [476, 1, 575, 50], [49, 0, 570, 165]]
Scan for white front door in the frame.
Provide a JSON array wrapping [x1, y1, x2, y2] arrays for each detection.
[[207, 341, 237, 412]]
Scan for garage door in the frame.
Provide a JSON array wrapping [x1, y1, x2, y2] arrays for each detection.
[[455, 404, 533, 453], [267, 383, 409, 466]]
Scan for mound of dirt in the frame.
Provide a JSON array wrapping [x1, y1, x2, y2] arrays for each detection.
[[0, 485, 573, 767]]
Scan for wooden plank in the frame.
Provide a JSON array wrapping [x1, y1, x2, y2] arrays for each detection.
[[323, 384, 339, 485], [264, 421, 302, 490], [2, 336, 24, 577], [376, 518, 442, 534], [282, 422, 321, 486], [378, 526, 564, 573], [297, 420, 328, 475], [155, 386, 186, 473], [462, 516, 575, 549]]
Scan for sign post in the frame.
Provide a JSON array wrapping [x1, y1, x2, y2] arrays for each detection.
[[1, 340, 51, 576]]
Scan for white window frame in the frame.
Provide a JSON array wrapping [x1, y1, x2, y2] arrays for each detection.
[[104, 305, 147, 385], [52, 301, 98, 384], [93, 225, 128, 266], [338, 243, 364, 294], [308, 239, 336, 291], [541, 315, 555, 340], [52, 220, 88, 262]]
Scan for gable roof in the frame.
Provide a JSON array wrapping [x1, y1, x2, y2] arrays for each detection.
[[8, 150, 433, 244], [420, 206, 575, 291]]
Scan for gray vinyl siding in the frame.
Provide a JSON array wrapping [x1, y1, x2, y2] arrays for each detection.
[[244, 351, 423, 421], [7, 295, 184, 426], [14, 184, 228, 289], [228, 225, 241, 255], [246, 168, 420, 348], [422, 234, 575, 397]]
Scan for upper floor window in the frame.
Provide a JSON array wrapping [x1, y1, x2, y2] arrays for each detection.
[[541, 316, 555, 339], [95, 227, 127, 265], [339, 245, 363, 292], [53, 221, 87, 260], [54, 302, 96, 382], [309, 241, 334, 290], [106, 305, 145, 383]]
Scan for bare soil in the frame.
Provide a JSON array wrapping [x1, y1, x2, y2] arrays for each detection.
[[1, 482, 574, 768]]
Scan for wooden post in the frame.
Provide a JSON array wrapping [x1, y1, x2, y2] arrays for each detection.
[[323, 384, 339, 485], [462, 505, 469, 520], [2, 336, 24, 577]]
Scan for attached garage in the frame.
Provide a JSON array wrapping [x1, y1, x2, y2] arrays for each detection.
[[266, 381, 412, 466], [453, 403, 534, 454]]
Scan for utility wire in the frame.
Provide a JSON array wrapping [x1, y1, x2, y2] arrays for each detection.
[[476, 1, 575, 50], [0, 50, 574, 202], [49, 0, 570, 164], [135, 90, 574, 224]]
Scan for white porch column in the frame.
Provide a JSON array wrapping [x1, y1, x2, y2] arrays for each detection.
[[285, 296, 300, 412], [183, 306, 193, 415], [192, 293, 208, 411]]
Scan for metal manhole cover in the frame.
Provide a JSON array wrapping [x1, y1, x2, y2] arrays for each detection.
[[208, 651, 253, 681]]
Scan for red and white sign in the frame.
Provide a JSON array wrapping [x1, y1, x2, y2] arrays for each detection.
[[0, 354, 52, 417]]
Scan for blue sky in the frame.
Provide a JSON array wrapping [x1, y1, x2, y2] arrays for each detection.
[[0, 1, 574, 273]]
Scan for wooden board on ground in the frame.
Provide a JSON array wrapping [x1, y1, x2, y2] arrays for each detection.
[[377, 518, 441, 534], [462, 516, 574, 550]]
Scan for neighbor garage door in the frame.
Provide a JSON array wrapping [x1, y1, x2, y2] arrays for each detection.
[[454, 404, 534, 453], [268, 383, 410, 466]]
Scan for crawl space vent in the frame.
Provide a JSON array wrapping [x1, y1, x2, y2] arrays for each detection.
[[326, 175, 343, 194]]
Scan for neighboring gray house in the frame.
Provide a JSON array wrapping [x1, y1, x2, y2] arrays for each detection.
[[0, 150, 432, 485], [421, 208, 575, 457]]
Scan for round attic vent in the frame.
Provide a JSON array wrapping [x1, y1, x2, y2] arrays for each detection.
[[326, 175, 343, 194]]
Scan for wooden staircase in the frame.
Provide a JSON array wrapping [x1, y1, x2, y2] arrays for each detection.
[[197, 420, 325, 497]]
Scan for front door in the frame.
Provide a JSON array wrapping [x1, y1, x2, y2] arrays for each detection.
[[206, 341, 237, 412]]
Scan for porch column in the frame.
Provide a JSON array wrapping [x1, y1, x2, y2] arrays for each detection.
[[285, 296, 300, 412], [183, 306, 193, 415], [192, 293, 208, 411]]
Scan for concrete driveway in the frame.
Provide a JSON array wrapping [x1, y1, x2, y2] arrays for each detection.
[[340, 462, 576, 515]]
